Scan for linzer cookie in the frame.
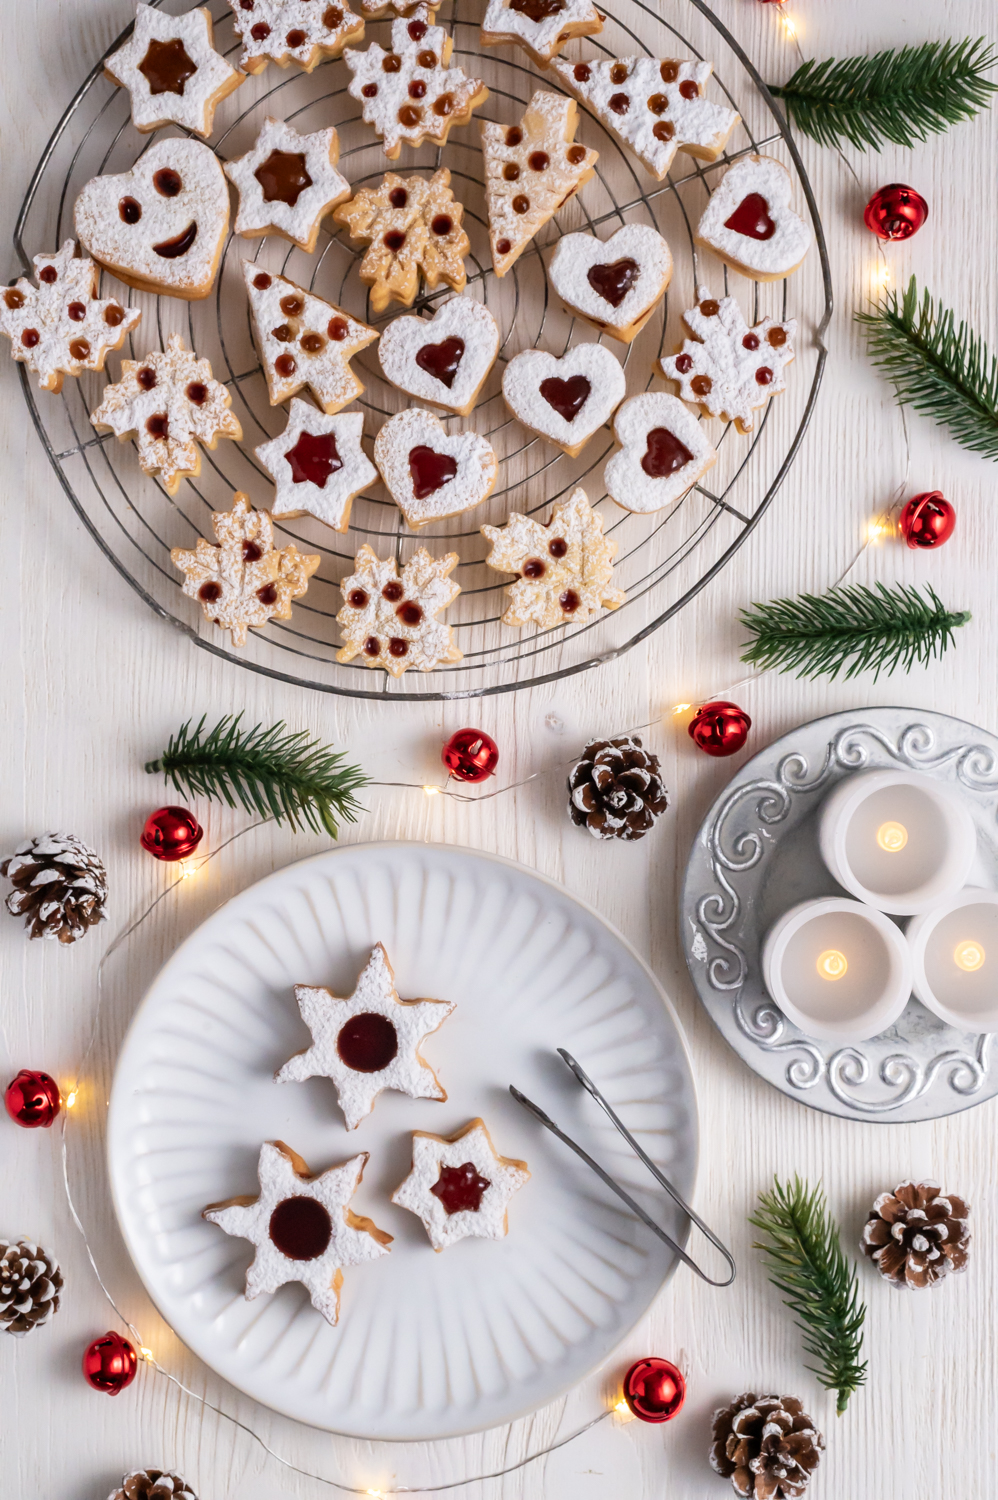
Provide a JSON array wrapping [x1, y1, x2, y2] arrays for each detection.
[[480, 0, 602, 70], [255, 399, 377, 531], [553, 56, 739, 180], [392, 1120, 530, 1252], [171, 492, 320, 646], [659, 293, 796, 434], [242, 260, 378, 412], [344, 7, 488, 160], [336, 544, 462, 675], [482, 485, 625, 629], [203, 1141, 391, 1327], [696, 155, 812, 282], [276, 943, 456, 1129], [374, 408, 498, 528], [90, 333, 241, 494], [333, 169, 468, 315], [0, 241, 140, 395], [226, 0, 364, 73], [225, 118, 350, 252], [604, 392, 717, 513], [482, 92, 598, 277], [73, 138, 229, 301], [548, 223, 672, 343], [358, 0, 441, 14], [378, 296, 499, 416], [104, 3, 244, 137], [502, 342, 625, 456]]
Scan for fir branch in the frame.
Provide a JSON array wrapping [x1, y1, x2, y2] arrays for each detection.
[[740, 582, 970, 682], [770, 37, 998, 151], [145, 714, 367, 837], [856, 276, 998, 461], [750, 1177, 867, 1416]]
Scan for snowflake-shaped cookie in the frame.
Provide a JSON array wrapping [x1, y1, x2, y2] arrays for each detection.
[[255, 398, 377, 531], [0, 241, 141, 394], [658, 292, 796, 434], [344, 7, 488, 159], [481, 0, 602, 69], [333, 169, 469, 315], [225, 119, 351, 252], [171, 491, 320, 647], [482, 485, 625, 629], [90, 332, 241, 494], [226, 0, 364, 74], [336, 544, 462, 675], [203, 1141, 391, 1326], [104, 3, 244, 138], [392, 1119, 530, 1251], [276, 943, 456, 1129], [243, 260, 378, 412]]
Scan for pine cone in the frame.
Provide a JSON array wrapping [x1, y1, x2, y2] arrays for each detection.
[[710, 1393, 824, 1499], [567, 736, 668, 841], [0, 832, 108, 943], [0, 1239, 63, 1336], [108, 1473, 198, 1500], [860, 1180, 970, 1289]]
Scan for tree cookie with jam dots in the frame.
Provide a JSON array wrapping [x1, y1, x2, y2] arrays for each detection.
[[74, 138, 230, 301], [604, 392, 717, 513], [480, 0, 603, 70], [343, 6, 488, 160], [333, 168, 469, 315], [482, 485, 625, 629], [502, 341, 625, 457], [377, 296, 499, 416], [226, 0, 364, 73], [242, 260, 378, 412], [335, 544, 462, 675], [0, 241, 141, 395], [104, 3, 244, 138], [203, 1141, 392, 1327], [255, 399, 377, 531], [225, 118, 351, 252], [548, 222, 672, 344], [374, 407, 498, 529], [481, 92, 598, 278], [696, 155, 813, 283], [658, 292, 796, 434], [392, 1120, 530, 1251]]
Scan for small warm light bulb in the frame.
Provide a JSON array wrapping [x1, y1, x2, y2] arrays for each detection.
[[64, 1089, 78, 1109], [179, 858, 198, 880], [954, 940, 985, 972], [782, 14, 797, 38], [423, 785, 441, 797], [139, 1346, 154, 1361], [876, 821, 908, 853], [817, 949, 848, 981], [670, 702, 692, 716]]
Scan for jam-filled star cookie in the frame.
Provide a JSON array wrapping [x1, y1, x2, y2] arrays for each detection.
[[104, 3, 244, 137], [548, 223, 672, 343], [392, 1120, 530, 1251], [226, 0, 364, 73], [482, 485, 625, 629], [481, 0, 602, 69], [243, 260, 378, 412], [255, 398, 377, 531], [374, 408, 498, 529], [695, 155, 812, 282], [502, 341, 625, 456], [333, 168, 469, 315], [225, 118, 351, 252], [658, 292, 796, 434], [604, 392, 717, 513], [336, 544, 462, 675], [377, 296, 499, 416]]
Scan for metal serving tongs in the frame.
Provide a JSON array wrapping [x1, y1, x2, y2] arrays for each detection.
[[510, 1048, 736, 1287]]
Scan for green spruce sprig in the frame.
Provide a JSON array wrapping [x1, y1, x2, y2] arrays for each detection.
[[740, 582, 970, 682], [770, 38, 998, 151], [145, 714, 367, 837], [856, 276, 998, 461], [750, 1177, 867, 1416]]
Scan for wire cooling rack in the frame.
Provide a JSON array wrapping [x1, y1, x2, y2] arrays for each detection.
[[12, 0, 832, 701]]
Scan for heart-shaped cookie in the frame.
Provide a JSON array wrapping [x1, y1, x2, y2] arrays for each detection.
[[74, 138, 230, 301], [502, 342, 626, 456], [548, 223, 672, 343], [604, 392, 716, 513], [378, 296, 500, 416], [695, 155, 812, 282], [374, 407, 498, 528]]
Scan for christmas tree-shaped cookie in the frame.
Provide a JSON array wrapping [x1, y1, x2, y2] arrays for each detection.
[[658, 293, 795, 434], [333, 169, 469, 314], [242, 260, 378, 411]]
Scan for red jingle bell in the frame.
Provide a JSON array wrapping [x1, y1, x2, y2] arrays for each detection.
[[864, 184, 928, 242], [442, 729, 500, 784], [5, 1069, 61, 1128], [899, 491, 956, 550], [689, 702, 751, 758], [140, 806, 203, 862], [622, 1357, 687, 1422], [83, 1331, 138, 1394]]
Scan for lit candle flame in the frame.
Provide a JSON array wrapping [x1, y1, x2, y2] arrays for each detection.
[[876, 821, 908, 852], [817, 949, 848, 981], [954, 940, 985, 972]]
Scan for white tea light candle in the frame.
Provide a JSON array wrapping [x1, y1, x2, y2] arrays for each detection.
[[906, 888, 998, 1031]]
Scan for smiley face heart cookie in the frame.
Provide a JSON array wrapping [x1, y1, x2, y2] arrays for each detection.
[[604, 392, 717, 513], [695, 155, 812, 282], [548, 223, 672, 343], [374, 408, 498, 529], [502, 342, 625, 456], [73, 138, 229, 301], [378, 297, 499, 417]]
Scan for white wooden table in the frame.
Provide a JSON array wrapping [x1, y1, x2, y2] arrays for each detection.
[[2, 2, 996, 1496]]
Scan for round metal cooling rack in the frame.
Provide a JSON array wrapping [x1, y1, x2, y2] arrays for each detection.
[[12, 0, 832, 701]]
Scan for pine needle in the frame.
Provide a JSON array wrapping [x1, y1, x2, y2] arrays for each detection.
[[770, 37, 998, 151], [856, 276, 998, 462], [145, 714, 367, 838], [750, 1177, 867, 1415], [740, 581, 970, 682]]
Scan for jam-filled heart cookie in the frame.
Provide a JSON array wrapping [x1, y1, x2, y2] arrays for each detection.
[[333, 169, 469, 315], [255, 399, 378, 531], [378, 296, 499, 416], [696, 155, 812, 282], [374, 408, 498, 529], [74, 138, 230, 301], [336, 544, 462, 675], [392, 1120, 530, 1251], [104, 3, 244, 138], [604, 392, 717, 513], [243, 260, 378, 412], [481, 0, 602, 70], [658, 293, 796, 434], [482, 485, 625, 629], [502, 342, 625, 456], [225, 118, 351, 252], [548, 223, 672, 344], [226, 0, 364, 74]]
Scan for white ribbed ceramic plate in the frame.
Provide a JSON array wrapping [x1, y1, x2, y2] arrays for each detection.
[[108, 842, 697, 1439]]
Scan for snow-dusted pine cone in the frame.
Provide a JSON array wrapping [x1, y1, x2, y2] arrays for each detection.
[[710, 1393, 824, 1499], [0, 832, 108, 943], [567, 735, 668, 841], [861, 1180, 970, 1289], [0, 1239, 63, 1336], [107, 1473, 198, 1500]]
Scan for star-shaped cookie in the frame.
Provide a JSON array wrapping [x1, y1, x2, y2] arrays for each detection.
[[255, 398, 377, 531], [225, 118, 351, 252], [203, 1140, 392, 1326], [104, 3, 244, 138], [243, 260, 378, 412], [226, 0, 364, 74], [482, 485, 625, 629], [336, 544, 462, 675], [276, 943, 456, 1129], [481, 0, 602, 69], [392, 1119, 530, 1251], [333, 169, 469, 315]]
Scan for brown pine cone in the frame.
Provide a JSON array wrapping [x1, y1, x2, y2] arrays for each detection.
[[710, 1393, 824, 1499], [567, 735, 668, 841], [0, 1239, 63, 1337], [0, 832, 108, 943], [108, 1473, 198, 1500], [860, 1180, 970, 1289]]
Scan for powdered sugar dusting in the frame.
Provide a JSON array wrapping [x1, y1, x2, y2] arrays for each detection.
[[481, 0, 601, 65], [696, 155, 812, 279], [604, 392, 717, 513], [502, 342, 625, 451], [482, 485, 625, 628], [374, 408, 498, 528], [548, 224, 672, 332], [225, 118, 350, 249], [255, 399, 377, 530], [392, 1120, 530, 1251], [336, 545, 462, 674], [105, 4, 243, 137], [378, 296, 499, 413], [226, 0, 364, 72], [659, 294, 796, 433]]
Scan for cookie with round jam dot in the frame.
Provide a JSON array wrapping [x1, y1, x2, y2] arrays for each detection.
[[695, 154, 812, 282], [242, 259, 378, 411], [255, 398, 377, 531], [393, 1119, 530, 1252], [335, 544, 462, 676], [480, 0, 602, 69], [226, 0, 364, 74], [658, 292, 796, 434], [225, 118, 351, 252], [333, 168, 469, 314], [482, 485, 625, 630], [104, 3, 244, 138]]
